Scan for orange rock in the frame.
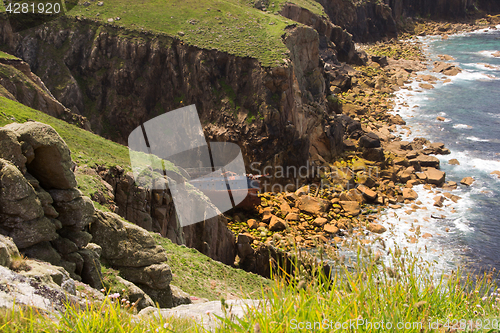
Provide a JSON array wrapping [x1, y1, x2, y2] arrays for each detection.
[[367, 222, 386, 234], [262, 207, 272, 222], [313, 217, 328, 227], [324, 224, 339, 234], [460, 177, 474, 186], [491, 170, 500, 178], [297, 196, 331, 215], [357, 184, 377, 200], [339, 201, 360, 216], [269, 215, 287, 231], [402, 188, 418, 201], [247, 219, 258, 229], [285, 213, 300, 221]]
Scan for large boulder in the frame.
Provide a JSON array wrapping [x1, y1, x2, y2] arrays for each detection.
[[115, 276, 155, 311], [90, 211, 168, 267], [296, 195, 331, 215], [0, 159, 60, 249], [412, 155, 440, 168], [90, 211, 177, 308], [5, 122, 76, 189], [339, 201, 360, 216], [363, 147, 385, 162], [117, 263, 172, 290], [0, 261, 79, 313], [424, 168, 446, 186], [0, 159, 44, 221], [402, 188, 418, 201], [79, 247, 103, 289], [7, 216, 59, 249], [53, 196, 96, 229], [359, 132, 381, 148]]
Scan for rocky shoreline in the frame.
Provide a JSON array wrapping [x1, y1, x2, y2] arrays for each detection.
[[226, 17, 500, 270]]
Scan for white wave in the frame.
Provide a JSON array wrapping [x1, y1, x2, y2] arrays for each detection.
[[466, 136, 490, 142], [453, 124, 473, 129], [371, 184, 473, 271], [451, 69, 497, 82], [468, 25, 500, 35], [463, 63, 500, 71], [453, 217, 473, 232], [478, 50, 500, 58], [443, 151, 500, 174], [487, 112, 500, 119]]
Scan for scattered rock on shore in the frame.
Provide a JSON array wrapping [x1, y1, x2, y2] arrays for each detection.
[[424, 168, 446, 186], [367, 223, 386, 234], [432, 61, 462, 76], [438, 54, 455, 61], [460, 177, 475, 186]]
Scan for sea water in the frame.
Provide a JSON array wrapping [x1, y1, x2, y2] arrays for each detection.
[[375, 26, 500, 275]]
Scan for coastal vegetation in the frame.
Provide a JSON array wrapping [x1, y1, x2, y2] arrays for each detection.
[[1, 248, 499, 332]]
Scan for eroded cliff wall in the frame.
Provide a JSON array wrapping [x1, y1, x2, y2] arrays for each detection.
[[318, 0, 499, 42]]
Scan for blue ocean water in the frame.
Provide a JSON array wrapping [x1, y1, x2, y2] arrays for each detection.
[[389, 27, 500, 274]]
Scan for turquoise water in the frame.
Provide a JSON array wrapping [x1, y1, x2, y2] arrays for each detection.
[[391, 27, 500, 274]]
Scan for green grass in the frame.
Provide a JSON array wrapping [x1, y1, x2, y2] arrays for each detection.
[[66, 0, 291, 66], [0, 299, 201, 332], [0, 51, 19, 60], [2, 246, 499, 332], [153, 234, 273, 301], [0, 96, 131, 169], [58, 0, 321, 67], [217, 247, 500, 332]]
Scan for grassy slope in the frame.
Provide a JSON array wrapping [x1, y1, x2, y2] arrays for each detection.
[[0, 51, 19, 60], [153, 234, 272, 300], [0, 0, 324, 67], [0, 96, 130, 168]]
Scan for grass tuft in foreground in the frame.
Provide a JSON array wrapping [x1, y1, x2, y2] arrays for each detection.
[[218, 246, 500, 332], [1, 246, 499, 332], [0, 297, 200, 333]]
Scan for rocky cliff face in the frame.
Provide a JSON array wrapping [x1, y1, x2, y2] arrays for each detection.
[[315, 0, 498, 42], [95, 165, 237, 266], [316, 0, 398, 43], [0, 58, 91, 130], [387, 0, 478, 20]]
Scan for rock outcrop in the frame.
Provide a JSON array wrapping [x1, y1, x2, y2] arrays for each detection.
[[0, 57, 91, 130], [0, 121, 98, 283], [90, 211, 178, 308], [280, 3, 361, 64], [0, 121, 188, 309], [317, 0, 398, 43]]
